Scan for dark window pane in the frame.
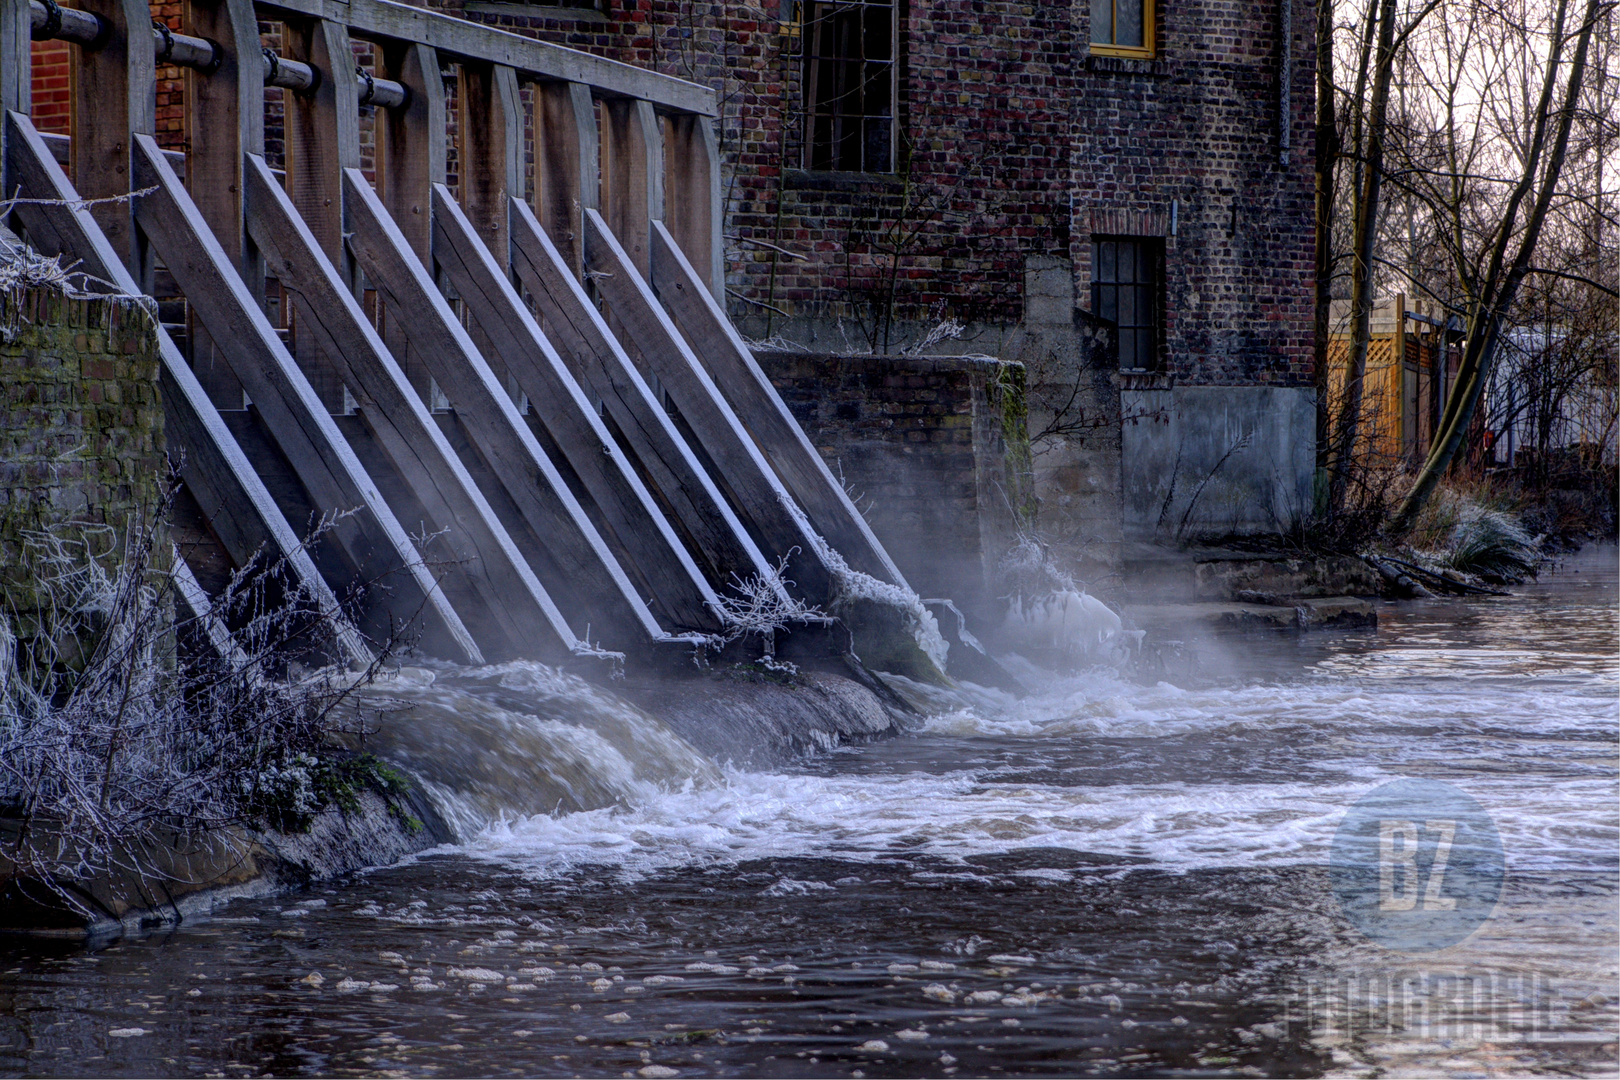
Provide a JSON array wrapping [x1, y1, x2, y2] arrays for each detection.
[[805, 1, 895, 172], [864, 117, 891, 172], [1117, 0, 1143, 47], [865, 4, 891, 61], [1091, 0, 1112, 44], [1094, 237, 1158, 370]]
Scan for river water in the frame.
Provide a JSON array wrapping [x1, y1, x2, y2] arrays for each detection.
[[2, 546, 1616, 1078]]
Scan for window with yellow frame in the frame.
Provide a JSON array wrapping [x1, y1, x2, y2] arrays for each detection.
[[1091, 0, 1155, 57]]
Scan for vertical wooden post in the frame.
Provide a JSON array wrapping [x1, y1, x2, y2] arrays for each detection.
[[598, 97, 662, 277], [375, 41, 446, 404], [456, 61, 521, 259], [184, 0, 262, 410], [531, 80, 597, 281], [283, 18, 361, 264], [662, 112, 724, 302], [283, 16, 360, 413], [0, 0, 30, 139], [70, 0, 155, 275], [375, 41, 446, 259]]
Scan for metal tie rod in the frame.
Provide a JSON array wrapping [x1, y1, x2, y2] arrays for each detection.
[[29, 0, 407, 106]]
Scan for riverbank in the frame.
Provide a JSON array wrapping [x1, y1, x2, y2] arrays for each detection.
[[0, 662, 911, 939]]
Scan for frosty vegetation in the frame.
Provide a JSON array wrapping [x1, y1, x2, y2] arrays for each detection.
[[0, 496, 404, 913], [708, 552, 830, 652]]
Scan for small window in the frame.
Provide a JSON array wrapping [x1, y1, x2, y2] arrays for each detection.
[[803, 0, 896, 173], [1091, 0, 1154, 56], [1093, 237, 1160, 370]]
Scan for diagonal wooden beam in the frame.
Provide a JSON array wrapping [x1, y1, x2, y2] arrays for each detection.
[[431, 185, 722, 633], [341, 168, 673, 652], [650, 220, 912, 590], [582, 208, 837, 605], [2, 110, 371, 667], [245, 153, 578, 660], [507, 198, 783, 600], [129, 133, 482, 665]]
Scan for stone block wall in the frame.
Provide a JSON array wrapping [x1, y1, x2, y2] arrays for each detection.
[[0, 287, 166, 608], [757, 350, 1033, 622]]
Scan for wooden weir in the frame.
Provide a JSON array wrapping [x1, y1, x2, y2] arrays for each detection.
[[0, 0, 923, 671]]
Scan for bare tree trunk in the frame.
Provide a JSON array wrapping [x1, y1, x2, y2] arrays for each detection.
[[1326, 0, 1401, 513], [1314, 0, 1340, 479], [1388, 0, 1602, 536]]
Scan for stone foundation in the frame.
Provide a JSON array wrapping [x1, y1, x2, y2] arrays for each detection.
[[0, 286, 166, 611]]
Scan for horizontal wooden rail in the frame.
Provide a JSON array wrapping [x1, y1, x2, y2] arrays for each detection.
[[253, 0, 716, 116]]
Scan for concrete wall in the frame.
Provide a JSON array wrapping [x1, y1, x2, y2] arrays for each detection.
[[0, 286, 166, 610], [1120, 385, 1315, 542], [757, 351, 1034, 622]]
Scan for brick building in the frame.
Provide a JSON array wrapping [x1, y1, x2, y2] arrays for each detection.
[[30, 0, 1318, 574], [407, 0, 1318, 567]]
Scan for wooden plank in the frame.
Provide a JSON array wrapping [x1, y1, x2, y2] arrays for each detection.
[[661, 113, 723, 302], [245, 152, 578, 660], [598, 98, 662, 278], [531, 80, 597, 281], [430, 184, 723, 633], [342, 167, 672, 651], [184, 0, 262, 275], [507, 197, 783, 598], [282, 16, 362, 412], [283, 17, 362, 263], [650, 220, 911, 589], [184, 0, 262, 410], [374, 39, 444, 405], [376, 41, 445, 259], [253, 0, 716, 116], [70, 0, 154, 277], [455, 61, 522, 257], [0, 0, 29, 130], [582, 208, 838, 604], [2, 110, 371, 666], [130, 133, 483, 664]]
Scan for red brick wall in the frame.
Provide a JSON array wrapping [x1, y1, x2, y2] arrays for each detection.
[[29, 41, 72, 135], [420, 0, 1315, 387]]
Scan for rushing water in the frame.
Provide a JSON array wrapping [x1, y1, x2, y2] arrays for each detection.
[[2, 545, 1616, 1078]]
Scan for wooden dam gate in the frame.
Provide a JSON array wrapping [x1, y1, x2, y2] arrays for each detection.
[[0, 0, 922, 670]]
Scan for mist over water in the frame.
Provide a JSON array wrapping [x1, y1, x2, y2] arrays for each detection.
[[1, 545, 1615, 1077]]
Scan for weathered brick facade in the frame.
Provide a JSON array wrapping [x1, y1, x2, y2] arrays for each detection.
[[405, 0, 1314, 386], [0, 287, 166, 608]]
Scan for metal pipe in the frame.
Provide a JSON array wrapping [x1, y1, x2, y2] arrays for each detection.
[[30, 1, 408, 111], [356, 67, 407, 109], [262, 48, 318, 93], [29, 0, 109, 49], [152, 18, 222, 73]]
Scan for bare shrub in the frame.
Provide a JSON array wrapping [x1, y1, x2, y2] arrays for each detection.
[[0, 491, 406, 915]]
